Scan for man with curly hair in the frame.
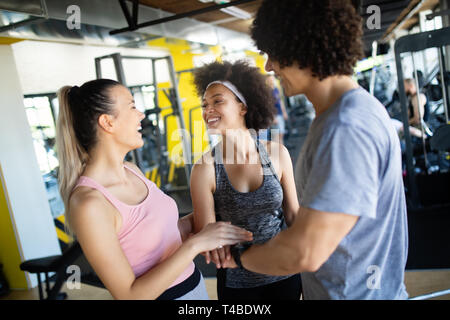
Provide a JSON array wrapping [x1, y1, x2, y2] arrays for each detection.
[[228, 0, 409, 299]]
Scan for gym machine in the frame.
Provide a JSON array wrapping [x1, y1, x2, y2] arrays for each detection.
[[395, 26, 450, 209], [394, 26, 450, 292], [94, 53, 192, 197]]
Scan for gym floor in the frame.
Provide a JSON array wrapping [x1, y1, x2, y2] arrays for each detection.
[[1, 269, 450, 300]]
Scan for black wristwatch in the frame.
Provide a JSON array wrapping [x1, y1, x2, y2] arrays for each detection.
[[231, 245, 247, 269]]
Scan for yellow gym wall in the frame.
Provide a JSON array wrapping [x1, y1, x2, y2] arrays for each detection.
[[147, 38, 215, 166], [245, 50, 267, 74], [0, 37, 23, 45], [0, 165, 28, 289]]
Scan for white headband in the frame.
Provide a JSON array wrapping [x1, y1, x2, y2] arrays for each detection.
[[204, 80, 247, 106]]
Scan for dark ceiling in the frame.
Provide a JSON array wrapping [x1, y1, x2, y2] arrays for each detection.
[[0, 0, 441, 56], [133, 0, 441, 56]]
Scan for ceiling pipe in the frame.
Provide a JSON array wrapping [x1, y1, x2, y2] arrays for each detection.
[[109, 0, 256, 35], [382, 0, 426, 42]]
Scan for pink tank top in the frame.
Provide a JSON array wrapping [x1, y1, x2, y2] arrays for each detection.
[[73, 164, 195, 287]]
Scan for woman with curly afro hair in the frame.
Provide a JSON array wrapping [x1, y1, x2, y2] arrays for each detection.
[[229, 0, 409, 300], [190, 60, 302, 300]]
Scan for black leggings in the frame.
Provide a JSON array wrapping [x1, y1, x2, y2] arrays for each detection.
[[217, 269, 302, 300]]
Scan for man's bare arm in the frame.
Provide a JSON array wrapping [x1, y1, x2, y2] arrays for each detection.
[[240, 206, 359, 275]]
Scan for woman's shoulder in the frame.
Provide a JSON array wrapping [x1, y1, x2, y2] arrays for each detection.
[[259, 139, 289, 159], [69, 186, 114, 225], [69, 187, 119, 243], [191, 150, 215, 185], [192, 149, 215, 169], [70, 186, 107, 211], [259, 139, 292, 178]]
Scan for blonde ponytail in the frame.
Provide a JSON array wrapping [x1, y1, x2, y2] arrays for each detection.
[[55, 79, 121, 236], [55, 86, 89, 236]]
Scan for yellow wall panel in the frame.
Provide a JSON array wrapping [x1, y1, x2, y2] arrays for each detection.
[[245, 50, 267, 74], [147, 38, 210, 166], [0, 37, 23, 45], [0, 166, 28, 289]]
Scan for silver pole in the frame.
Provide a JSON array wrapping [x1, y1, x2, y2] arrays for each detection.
[[438, 46, 449, 123], [411, 51, 429, 169], [369, 41, 378, 95], [409, 289, 450, 300]]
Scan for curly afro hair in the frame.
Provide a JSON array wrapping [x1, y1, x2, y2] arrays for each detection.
[[193, 60, 276, 131], [251, 0, 364, 80]]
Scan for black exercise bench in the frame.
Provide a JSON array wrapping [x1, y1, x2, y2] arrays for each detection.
[[19, 241, 82, 300]]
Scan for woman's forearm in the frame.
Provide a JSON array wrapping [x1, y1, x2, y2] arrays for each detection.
[[126, 221, 253, 299], [193, 209, 216, 233], [178, 213, 194, 242]]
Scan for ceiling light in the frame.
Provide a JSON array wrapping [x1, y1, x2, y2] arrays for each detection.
[[220, 6, 252, 20], [197, 0, 251, 20]]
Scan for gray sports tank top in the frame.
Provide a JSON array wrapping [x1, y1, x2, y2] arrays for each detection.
[[212, 137, 293, 288]]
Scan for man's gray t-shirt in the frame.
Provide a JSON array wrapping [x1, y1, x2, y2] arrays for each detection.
[[295, 87, 409, 300]]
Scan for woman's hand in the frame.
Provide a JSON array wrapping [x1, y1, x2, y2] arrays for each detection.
[[204, 245, 232, 268], [204, 246, 240, 269], [188, 221, 252, 255], [211, 246, 239, 269]]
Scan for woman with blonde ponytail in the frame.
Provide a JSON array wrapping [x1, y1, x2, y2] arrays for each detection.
[[55, 79, 252, 300], [56, 86, 89, 233]]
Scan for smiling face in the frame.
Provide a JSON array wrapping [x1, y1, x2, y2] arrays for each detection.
[[202, 83, 247, 135], [265, 56, 313, 97], [101, 85, 145, 150]]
